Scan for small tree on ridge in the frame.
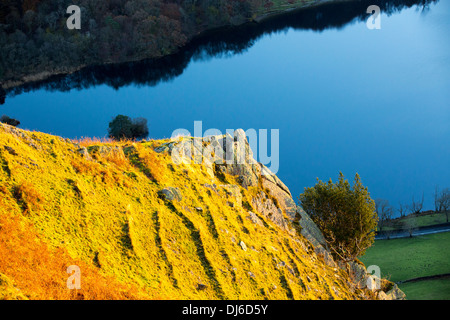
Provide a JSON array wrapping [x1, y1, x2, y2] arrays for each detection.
[[108, 115, 149, 140], [299, 172, 378, 262]]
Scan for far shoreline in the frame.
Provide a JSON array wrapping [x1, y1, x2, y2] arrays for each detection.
[[0, 0, 354, 92]]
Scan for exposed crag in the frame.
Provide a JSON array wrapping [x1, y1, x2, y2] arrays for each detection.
[[0, 123, 404, 299]]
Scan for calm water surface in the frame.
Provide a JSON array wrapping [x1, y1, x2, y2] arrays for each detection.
[[3, 1, 449, 211]]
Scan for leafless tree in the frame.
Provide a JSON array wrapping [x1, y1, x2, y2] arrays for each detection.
[[375, 199, 393, 232], [436, 188, 450, 222], [398, 202, 407, 218], [403, 217, 418, 238], [434, 185, 440, 213], [408, 193, 424, 215]]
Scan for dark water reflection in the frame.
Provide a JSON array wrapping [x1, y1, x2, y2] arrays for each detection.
[[2, 0, 438, 100]]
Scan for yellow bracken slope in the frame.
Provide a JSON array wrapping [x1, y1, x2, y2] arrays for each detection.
[[0, 123, 380, 300]]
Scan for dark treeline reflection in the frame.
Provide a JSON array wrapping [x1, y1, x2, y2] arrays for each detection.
[[1, 0, 437, 103]]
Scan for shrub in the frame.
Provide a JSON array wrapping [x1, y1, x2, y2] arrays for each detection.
[[130, 117, 149, 140], [299, 172, 378, 262], [0, 115, 20, 127], [108, 115, 149, 140]]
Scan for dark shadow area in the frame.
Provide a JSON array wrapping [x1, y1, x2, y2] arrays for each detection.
[[1, 0, 438, 103]]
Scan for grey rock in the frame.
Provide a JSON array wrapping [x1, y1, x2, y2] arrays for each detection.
[[158, 187, 182, 202], [386, 284, 406, 300], [296, 206, 327, 248], [377, 290, 388, 300], [246, 212, 263, 226], [159, 129, 339, 275], [348, 261, 368, 289], [154, 143, 170, 153], [251, 191, 289, 231]]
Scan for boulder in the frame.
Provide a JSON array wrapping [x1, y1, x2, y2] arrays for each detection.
[[348, 261, 369, 289], [377, 290, 388, 300], [296, 206, 327, 249], [386, 284, 406, 300], [158, 187, 182, 202]]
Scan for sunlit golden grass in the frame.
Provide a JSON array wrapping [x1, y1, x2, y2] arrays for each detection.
[[12, 181, 45, 213], [0, 123, 368, 300], [134, 143, 167, 182], [0, 212, 158, 300], [76, 136, 116, 147]]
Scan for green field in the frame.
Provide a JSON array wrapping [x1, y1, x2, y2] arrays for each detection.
[[400, 278, 450, 300], [359, 232, 450, 300]]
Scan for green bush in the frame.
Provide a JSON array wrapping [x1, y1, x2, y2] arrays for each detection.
[[108, 115, 149, 140], [299, 172, 378, 262], [0, 115, 20, 127]]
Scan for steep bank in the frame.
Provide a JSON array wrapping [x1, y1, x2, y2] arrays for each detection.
[[0, 123, 404, 299]]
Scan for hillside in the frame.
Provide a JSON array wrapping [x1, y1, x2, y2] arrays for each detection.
[[0, 123, 403, 300]]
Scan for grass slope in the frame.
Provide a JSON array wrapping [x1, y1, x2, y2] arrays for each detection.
[[0, 123, 367, 300]]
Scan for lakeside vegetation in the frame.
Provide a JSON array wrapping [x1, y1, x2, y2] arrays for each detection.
[[0, 0, 316, 86], [0, 0, 438, 92]]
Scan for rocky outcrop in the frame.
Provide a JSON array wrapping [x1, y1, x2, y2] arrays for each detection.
[[154, 128, 406, 300], [347, 261, 407, 300], [154, 129, 336, 262]]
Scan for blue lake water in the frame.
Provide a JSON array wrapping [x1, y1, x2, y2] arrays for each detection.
[[2, 0, 449, 212]]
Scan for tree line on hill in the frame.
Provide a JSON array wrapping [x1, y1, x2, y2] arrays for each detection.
[[0, 0, 277, 84], [0, 0, 439, 92], [375, 188, 450, 236]]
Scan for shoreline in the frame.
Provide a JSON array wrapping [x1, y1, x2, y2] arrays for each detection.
[[0, 0, 353, 92]]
